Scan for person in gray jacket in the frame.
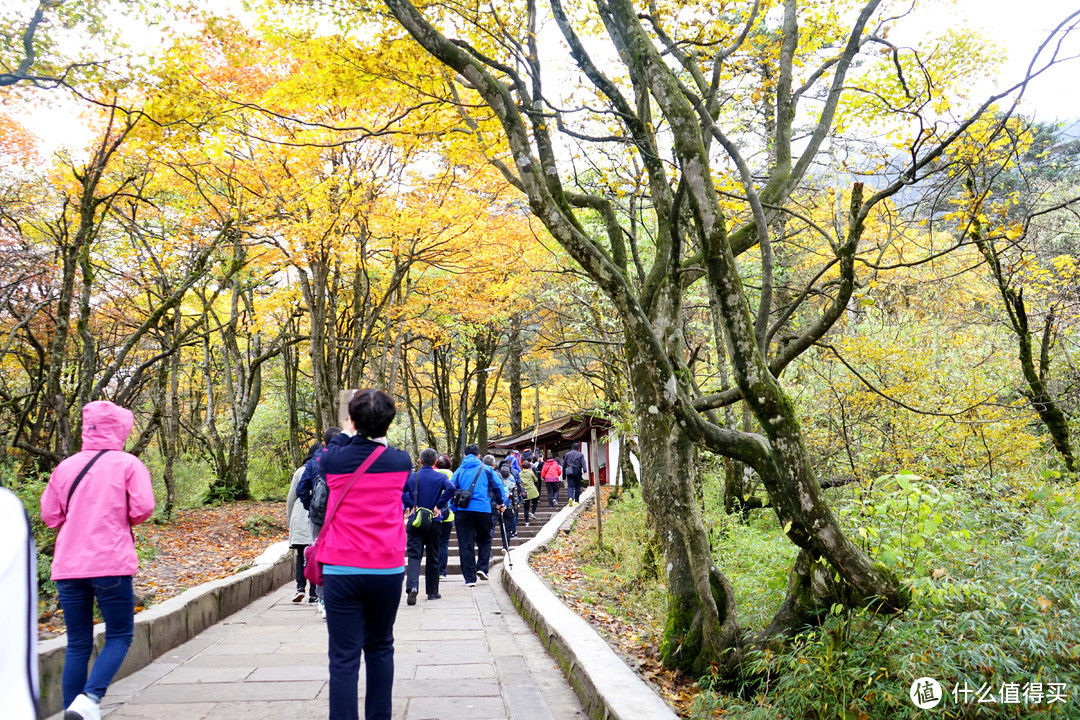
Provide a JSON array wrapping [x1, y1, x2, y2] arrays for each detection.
[[287, 444, 318, 603]]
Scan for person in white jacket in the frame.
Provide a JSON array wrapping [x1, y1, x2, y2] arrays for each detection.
[[0, 487, 38, 719], [286, 444, 318, 604]]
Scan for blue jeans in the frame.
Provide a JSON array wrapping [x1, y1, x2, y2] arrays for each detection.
[[323, 572, 403, 720], [56, 576, 135, 706], [455, 511, 493, 584]]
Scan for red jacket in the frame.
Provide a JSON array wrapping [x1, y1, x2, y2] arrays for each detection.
[[541, 459, 562, 482]]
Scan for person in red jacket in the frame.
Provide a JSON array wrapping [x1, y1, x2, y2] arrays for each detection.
[[541, 455, 563, 507], [318, 389, 412, 720], [40, 401, 155, 720]]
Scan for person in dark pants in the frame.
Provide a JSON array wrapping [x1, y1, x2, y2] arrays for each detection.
[[541, 456, 562, 507], [287, 443, 319, 603], [318, 389, 412, 720], [563, 441, 586, 507], [403, 449, 455, 604], [434, 455, 454, 577], [451, 444, 507, 585], [520, 460, 540, 523]]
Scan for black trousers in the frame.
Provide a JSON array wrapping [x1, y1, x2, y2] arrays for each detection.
[[566, 474, 583, 502], [293, 545, 314, 595], [455, 510, 494, 584], [405, 522, 441, 596]]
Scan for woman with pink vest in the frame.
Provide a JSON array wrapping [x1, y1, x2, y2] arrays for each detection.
[[40, 401, 155, 720], [318, 389, 412, 720]]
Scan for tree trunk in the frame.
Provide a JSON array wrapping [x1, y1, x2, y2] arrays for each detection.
[[508, 315, 523, 435], [628, 334, 743, 678]]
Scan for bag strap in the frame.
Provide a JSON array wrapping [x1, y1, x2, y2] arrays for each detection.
[[410, 472, 421, 508], [320, 444, 386, 536], [64, 450, 110, 514], [466, 465, 484, 493]]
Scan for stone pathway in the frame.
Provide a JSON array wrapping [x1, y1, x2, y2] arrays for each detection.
[[55, 565, 585, 720]]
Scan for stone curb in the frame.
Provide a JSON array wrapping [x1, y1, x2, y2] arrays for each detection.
[[502, 488, 679, 720], [37, 541, 294, 719]]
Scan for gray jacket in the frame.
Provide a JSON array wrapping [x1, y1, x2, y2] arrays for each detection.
[[286, 466, 313, 546]]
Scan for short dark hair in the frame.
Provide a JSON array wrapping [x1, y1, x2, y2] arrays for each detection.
[[500, 466, 511, 478], [304, 442, 321, 463], [572, 441, 580, 451], [464, 443, 480, 456], [436, 454, 452, 470], [419, 448, 437, 466], [323, 427, 341, 446], [348, 389, 396, 438], [521, 460, 531, 469]]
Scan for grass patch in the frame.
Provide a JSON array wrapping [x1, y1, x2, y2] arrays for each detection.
[[543, 472, 1080, 718]]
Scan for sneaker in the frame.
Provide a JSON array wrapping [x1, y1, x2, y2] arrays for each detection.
[[466, 582, 477, 587], [308, 595, 319, 604], [318, 600, 326, 618], [407, 588, 418, 606], [64, 694, 101, 720], [292, 590, 305, 603], [427, 593, 442, 600], [477, 570, 489, 581]]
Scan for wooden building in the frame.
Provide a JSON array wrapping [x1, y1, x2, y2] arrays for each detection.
[[488, 414, 635, 486]]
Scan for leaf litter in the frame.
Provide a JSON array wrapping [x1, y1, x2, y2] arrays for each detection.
[[38, 501, 287, 639]]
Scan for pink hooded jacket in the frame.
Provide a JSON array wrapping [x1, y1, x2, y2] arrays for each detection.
[[40, 401, 155, 580]]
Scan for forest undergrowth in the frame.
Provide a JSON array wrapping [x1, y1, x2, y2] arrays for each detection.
[[533, 472, 1080, 719]]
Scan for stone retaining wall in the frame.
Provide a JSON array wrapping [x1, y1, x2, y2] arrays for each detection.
[[37, 541, 293, 719], [502, 489, 678, 720]]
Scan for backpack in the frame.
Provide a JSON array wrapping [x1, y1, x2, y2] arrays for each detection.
[[307, 452, 329, 527]]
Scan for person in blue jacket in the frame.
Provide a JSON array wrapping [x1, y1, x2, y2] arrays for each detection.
[[402, 449, 456, 605], [451, 444, 507, 586]]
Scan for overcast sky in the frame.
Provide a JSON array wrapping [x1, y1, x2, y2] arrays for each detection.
[[17, 0, 1080, 153], [907, 0, 1080, 121]]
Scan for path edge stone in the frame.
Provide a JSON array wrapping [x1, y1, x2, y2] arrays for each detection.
[[502, 488, 679, 720], [36, 540, 293, 719]]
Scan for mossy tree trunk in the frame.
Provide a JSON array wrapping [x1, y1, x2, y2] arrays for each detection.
[[383, 0, 1021, 677]]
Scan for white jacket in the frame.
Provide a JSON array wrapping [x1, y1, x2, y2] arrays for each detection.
[[286, 466, 313, 546], [0, 488, 37, 719]]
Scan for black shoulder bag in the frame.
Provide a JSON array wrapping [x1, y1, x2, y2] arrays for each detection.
[[452, 466, 485, 508], [64, 450, 110, 514]]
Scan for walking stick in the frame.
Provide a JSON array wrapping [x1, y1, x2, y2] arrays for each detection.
[[499, 510, 514, 570]]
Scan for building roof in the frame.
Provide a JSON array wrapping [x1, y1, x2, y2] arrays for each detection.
[[489, 413, 612, 450]]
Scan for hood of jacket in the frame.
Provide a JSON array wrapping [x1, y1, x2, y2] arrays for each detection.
[[458, 453, 483, 471], [81, 400, 134, 451]]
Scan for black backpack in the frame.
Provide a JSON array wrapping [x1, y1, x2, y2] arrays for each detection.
[[307, 454, 329, 527]]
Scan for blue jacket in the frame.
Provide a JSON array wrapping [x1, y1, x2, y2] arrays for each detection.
[[296, 446, 329, 510], [403, 466, 456, 511], [451, 454, 507, 512]]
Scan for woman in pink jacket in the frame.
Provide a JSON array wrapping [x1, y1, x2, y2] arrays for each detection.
[[40, 401, 155, 720]]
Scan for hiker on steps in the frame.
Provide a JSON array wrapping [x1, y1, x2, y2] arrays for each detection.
[[287, 444, 319, 604], [520, 459, 540, 524], [40, 401, 155, 720], [296, 426, 342, 616], [450, 445, 507, 586], [541, 455, 563, 507], [563, 442, 586, 507], [434, 454, 455, 578], [402, 449, 455, 605]]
